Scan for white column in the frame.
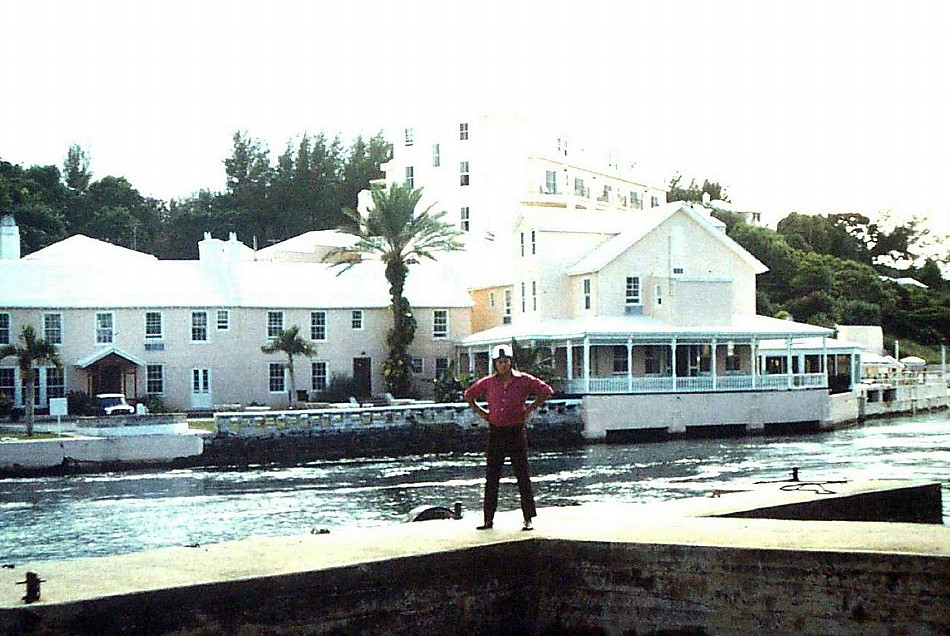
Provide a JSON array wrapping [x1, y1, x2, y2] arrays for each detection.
[[583, 336, 591, 393], [786, 337, 794, 389], [627, 337, 633, 392], [751, 338, 758, 388], [821, 335, 829, 387], [671, 338, 678, 391], [566, 340, 574, 384], [711, 338, 718, 391]]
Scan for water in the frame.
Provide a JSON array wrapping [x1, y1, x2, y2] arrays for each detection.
[[2, 411, 949, 564]]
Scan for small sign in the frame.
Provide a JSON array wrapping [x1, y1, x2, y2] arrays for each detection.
[[49, 397, 68, 416]]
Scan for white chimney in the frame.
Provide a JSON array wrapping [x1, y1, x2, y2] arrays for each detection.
[[0, 215, 21, 260]]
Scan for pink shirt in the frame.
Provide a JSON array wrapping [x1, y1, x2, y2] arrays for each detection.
[[464, 370, 554, 427]]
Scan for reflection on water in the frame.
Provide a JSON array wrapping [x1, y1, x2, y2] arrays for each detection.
[[2, 411, 949, 563]]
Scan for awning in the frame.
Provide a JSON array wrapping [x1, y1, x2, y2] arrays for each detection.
[[74, 347, 146, 369]]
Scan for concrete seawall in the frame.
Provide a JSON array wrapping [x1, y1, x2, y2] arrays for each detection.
[[2, 480, 946, 635]]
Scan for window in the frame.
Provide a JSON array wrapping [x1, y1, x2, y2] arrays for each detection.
[[503, 290, 512, 324], [673, 267, 684, 275], [0, 313, 8, 344], [192, 368, 210, 394], [460, 206, 470, 231], [557, 137, 568, 156], [145, 312, 163, 339], [433, 310, 448, 339], [545, 170, 557, 194], [44, 313, 62, 345], [147, 364, 164, 395], [405, 166, 414, 188], [651, 195, 660, 208], [459, 122, 469, 140], [583, 279, 592, 310], [46, 367, 65, 399], [216, 309, 230, 330], [96, 312, 114, 344], [520, 232, 525, 257], [613, 346, 628, 374], [411, 358, 424, 374], [625, 277, 641, 306], [600, 184, 612, 201], [269, 363, 285, 393], [310, 311, 326, 341], [311, 361, 328, 392], [432, 143, 440, 167], [191, 311, 208, 342], [645, 346, 663, 374], [531, 231, 536, 255], [489, 292, 495, 307], [267, 311, 284, 338], [459, 161, 470, 186], [655, 284, 663, 305], [532, 281, 538, 311], [521, 282, 526, 313], [0, 368, 14, 399], [435, 357, 450, 377], [351, 310, 363, 330], [726, 354, 741, 372], [631, 191, 642, 209], [574, 178, 586, 197], [404, 127, 413, 146]]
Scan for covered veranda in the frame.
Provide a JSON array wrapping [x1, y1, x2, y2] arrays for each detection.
[[459, 315, 858, 396]]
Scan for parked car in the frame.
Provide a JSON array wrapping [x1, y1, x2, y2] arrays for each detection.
[[95, 393, 135, 416]]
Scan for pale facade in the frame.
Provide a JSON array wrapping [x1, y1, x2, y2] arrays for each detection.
[[0, 225, 471, 411], [382, 114, 860, 401]]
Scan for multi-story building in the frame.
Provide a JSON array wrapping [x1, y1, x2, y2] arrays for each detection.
[[0, 223, 471, 411], [380, 114, 862, 439]]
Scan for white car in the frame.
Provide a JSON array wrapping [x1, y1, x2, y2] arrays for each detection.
[[96, 393, 135, 416]]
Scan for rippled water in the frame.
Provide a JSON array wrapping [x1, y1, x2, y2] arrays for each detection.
[[2, 411, 948, 563]]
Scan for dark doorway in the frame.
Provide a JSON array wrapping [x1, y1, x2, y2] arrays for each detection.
[[102, 365, 123, 393], [352, 357, 372, 398]]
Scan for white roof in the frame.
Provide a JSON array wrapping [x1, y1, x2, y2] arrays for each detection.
[[24, 235, 158, 264], [256, 230, 357, 256], [566, 202, 766, 276], [461, 314, 831, 346], [0, 254, 472, 310]]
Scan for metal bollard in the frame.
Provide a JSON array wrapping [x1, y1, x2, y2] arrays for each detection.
[[17, 571, 45, 603]]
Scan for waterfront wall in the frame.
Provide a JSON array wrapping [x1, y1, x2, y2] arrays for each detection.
[[204, 400, 586, 464], [828, 379, 949, 427], [0, 433, 203, 471], [582, 389, 830, 441]]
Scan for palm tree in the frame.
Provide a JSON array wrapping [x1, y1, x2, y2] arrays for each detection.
[[329, 183, 463, 397], [0, 325, 62, 437], [260, 325, 317, 408]]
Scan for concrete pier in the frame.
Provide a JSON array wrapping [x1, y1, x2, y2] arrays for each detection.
[[1, 480, 947, 635]]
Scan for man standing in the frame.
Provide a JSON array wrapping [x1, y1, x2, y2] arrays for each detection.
[[464, 344, 554, 531]]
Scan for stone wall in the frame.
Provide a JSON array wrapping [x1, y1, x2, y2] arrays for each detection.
[[4, 539, 947, 636]]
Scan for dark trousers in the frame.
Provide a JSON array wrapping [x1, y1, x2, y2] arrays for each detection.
[[483, 426, 536, 523]]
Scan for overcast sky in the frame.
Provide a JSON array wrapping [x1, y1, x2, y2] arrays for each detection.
[[3, 0, 948, 236]]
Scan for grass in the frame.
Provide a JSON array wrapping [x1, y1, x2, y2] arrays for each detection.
[[188, 419, 217, 434], [0, 431, 68, 440]]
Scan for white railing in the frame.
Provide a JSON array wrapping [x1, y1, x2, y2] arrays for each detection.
[[561, 372, 828, 395]]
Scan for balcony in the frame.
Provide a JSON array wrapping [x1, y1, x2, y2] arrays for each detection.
[[560, 372, 828, 395]]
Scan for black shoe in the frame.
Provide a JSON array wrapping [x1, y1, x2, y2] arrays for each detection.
[[476, 522, 494, 530], [522, 519, 533, 531]]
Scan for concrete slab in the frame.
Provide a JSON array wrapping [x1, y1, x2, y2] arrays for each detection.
[[1, 479, 946, 611]]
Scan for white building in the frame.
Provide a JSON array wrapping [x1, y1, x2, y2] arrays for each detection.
[[0, 222, 471, 410], [379, 114, 862, 439]]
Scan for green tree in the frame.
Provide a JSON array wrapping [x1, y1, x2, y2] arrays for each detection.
[[0, 325, 62, 437], [63, 143, 92, 192], [260, 325, 317, 408], [329, 183, 463, 397], [667, 174, 729, 203]]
